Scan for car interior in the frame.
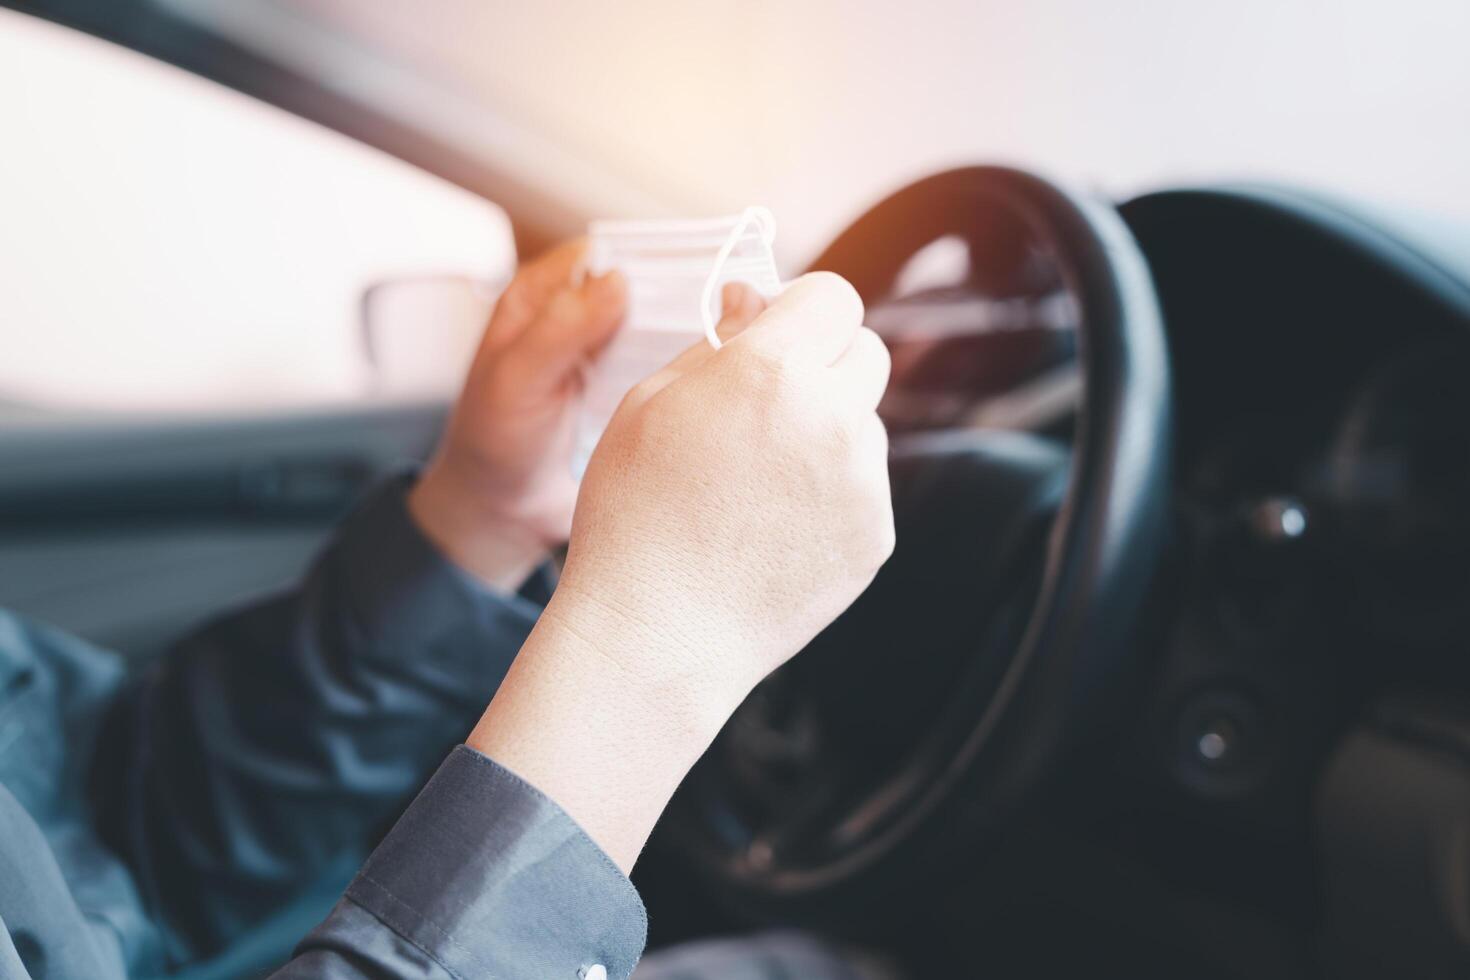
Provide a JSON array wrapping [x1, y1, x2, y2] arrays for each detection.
[[2, 2, 1469, 978]]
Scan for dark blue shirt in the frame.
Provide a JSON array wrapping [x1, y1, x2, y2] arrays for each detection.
[[0, 477, 646, 979]]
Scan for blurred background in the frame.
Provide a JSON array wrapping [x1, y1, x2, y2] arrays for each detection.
[[267, 0, 1470, 254], [3, 8, 1470, 976], [3, 0, 1468, 413]]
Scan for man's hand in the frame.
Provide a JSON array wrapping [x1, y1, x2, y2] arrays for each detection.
[[409, 241, 627, 590], [469, 273, 894, 871], [560, 271, 894, 695]]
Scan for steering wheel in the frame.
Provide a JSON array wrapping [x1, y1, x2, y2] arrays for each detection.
[[658, 166, 1172, 924]]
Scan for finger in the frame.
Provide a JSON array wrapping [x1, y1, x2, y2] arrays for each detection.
[[859, 411, 893, 473], [715, 281, 767, 343], [827, 326, 892, 413], [624, 284, 763, 407], [581, 271, 631, 359], [620, 337, 710, 410], [859, 414, 896, 549], [487, 239, 589, 347], [506, 270, 627, 391], [735, 271, 864, 367], [514, 238, 589, 304]]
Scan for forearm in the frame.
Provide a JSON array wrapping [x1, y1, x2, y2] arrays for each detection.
[[467, 590, 758, 872]]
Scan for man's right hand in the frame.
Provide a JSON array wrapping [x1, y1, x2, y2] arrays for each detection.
[[468, 272, 894, 871], [557, 271, 894, 705]]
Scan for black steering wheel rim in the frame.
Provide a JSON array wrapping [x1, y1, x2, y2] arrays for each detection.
[[662, 166, 1172, 919]]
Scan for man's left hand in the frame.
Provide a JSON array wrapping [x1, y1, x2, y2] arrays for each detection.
[[409, 240, 627, 590]]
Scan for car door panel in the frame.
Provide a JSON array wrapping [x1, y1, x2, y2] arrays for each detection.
[[0, 402, 446, 658]]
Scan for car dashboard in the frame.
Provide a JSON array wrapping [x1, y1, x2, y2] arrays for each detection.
[[853, 185, 1470, 977], [1120, 188, 1470, 977]]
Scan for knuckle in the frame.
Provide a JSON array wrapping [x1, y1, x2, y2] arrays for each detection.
[[622, 376, 663, 414], [799, 270, 865, 323], [544, 286, 582, 322], [727, 341, 795, 389], [834, 403, 877, 445], [855, 483, 896, 566], [859, 326, 891, 369], [867, 412, 891, 451], [606, 391, 667, 460], [496, 279, 534, 319], [629, 376, 660, 401], [505, 264, 535, 293], [851, 428, 895, 569], [492, 344, 531, 383], [873, 516, 897, 566]]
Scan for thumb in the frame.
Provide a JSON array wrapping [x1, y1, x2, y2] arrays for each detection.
[[714, 280, 767, 343]]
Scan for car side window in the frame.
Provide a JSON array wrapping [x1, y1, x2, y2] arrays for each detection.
[[0, 9, 513, 416]]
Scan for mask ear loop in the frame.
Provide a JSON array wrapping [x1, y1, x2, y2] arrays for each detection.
[[700, 206, 776, 350]]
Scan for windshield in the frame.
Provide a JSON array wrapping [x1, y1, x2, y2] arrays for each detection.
[[176, 0, 1470, 261]]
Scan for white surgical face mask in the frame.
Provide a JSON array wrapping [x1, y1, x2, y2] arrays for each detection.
[[573, 207, 782, 477]]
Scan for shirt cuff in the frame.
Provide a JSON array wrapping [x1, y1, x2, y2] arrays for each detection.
[[325, 472, 552, 676], [340, 745, 647, 979]]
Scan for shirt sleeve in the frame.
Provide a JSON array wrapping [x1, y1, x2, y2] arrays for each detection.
[[275, 746, 647, 980], [90, 474, 553, 964]]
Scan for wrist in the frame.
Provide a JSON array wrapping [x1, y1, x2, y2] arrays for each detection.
[[466, 590, 757, 871], [407, 459, 547, 592], [540, 588, 759, 738]]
